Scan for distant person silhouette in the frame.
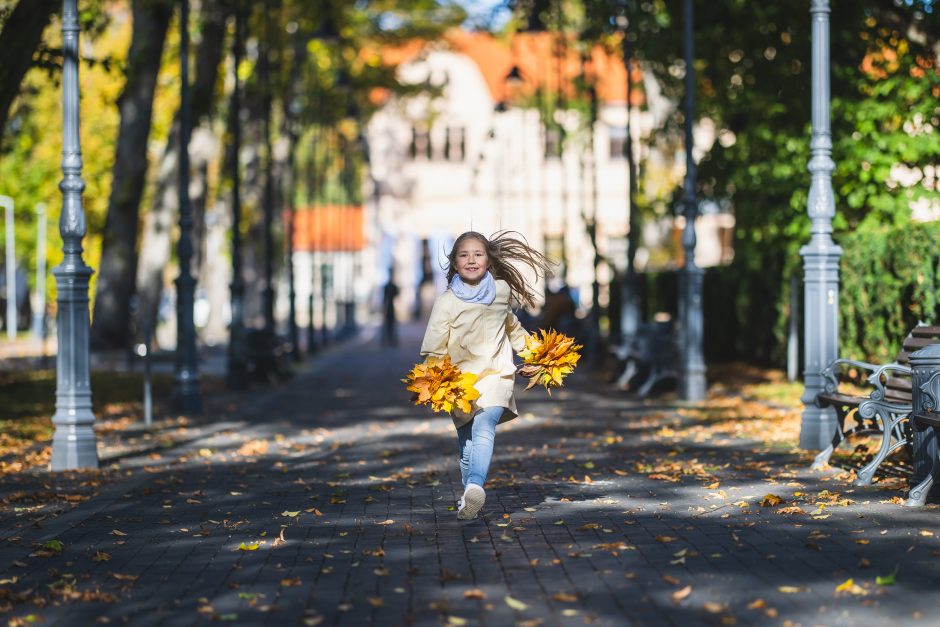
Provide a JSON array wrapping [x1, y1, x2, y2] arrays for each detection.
[[381, 268, 400, 347]]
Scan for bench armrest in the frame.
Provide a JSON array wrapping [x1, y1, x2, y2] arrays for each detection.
[[821, 358, 882, 395], [866, 362, 911, 401]]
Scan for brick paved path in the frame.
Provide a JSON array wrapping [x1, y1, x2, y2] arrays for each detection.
[[2, 323, 940, 626]]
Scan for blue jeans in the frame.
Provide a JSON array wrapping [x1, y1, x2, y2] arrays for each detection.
[[456, 406, 504, 488]]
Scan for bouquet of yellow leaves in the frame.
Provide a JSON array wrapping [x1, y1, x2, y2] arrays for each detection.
[[403, 355, 481, 414], [517, 329, 582, 394]]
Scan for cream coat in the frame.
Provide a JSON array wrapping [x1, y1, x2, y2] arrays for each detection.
[[420, 279, 529, 428]]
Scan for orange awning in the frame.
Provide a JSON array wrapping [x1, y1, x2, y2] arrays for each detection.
[[290, 205, 364, 252]]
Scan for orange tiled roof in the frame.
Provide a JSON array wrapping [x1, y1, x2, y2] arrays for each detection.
[[446, 30, 643, 106], [373, 30, 643, 107]]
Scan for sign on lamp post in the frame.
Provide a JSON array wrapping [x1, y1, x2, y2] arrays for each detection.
[[1, 195, 14, 341], [33, 203, 47, 341]]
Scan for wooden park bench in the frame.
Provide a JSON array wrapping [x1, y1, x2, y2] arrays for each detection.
[[810, 325, 940, 486], [613, 321, 678, 398], [242, 328, 293, 383]]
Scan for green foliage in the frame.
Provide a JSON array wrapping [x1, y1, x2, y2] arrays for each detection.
[[0, 9, 125, 304], [839, 221, 940, 364], [622, 0, 940, 365]]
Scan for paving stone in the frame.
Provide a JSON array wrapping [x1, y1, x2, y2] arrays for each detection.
[[2, 324, 940, 625]]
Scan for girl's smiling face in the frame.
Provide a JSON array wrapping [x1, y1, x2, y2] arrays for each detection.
[[455, 237, 489, 285]]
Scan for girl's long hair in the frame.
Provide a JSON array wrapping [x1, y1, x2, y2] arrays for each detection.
[[446, 231, 553, 309]]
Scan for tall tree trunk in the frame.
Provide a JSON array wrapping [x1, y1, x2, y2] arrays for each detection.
[[0, 0, 58, 151], [90, 0, 172, 350], [136, 0, 227, 337]]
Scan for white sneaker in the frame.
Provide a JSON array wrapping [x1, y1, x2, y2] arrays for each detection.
[[457, 484, 485, 520]]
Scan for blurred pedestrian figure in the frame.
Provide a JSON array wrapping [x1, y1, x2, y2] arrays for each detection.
[[381, 267, 400, 347]]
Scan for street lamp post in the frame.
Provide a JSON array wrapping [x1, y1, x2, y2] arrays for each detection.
[[173, 0, 202, 413], [307, 121, 320, 355], [678, 0, 706, 401], [50, 0, 98, 470], [799, 0, 842, 448], [621, 14, 642, 353], [227, 2, 248, 388], [583, 52, 603, 360], [261, 0, 276, 333], [285, 29, 306, 361], [286, 123, 300, 359]]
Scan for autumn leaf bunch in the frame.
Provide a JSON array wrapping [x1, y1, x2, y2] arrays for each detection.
[[403, 355, 481, 414], [517, 329, 582, 393]]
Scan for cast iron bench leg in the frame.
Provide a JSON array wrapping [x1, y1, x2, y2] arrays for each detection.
[[810, 428, 841, 471], [854, 406, 905, 486], [906, 424, 940, 507], [905, 464, 939, 507]]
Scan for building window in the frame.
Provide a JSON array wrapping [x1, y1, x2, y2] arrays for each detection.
[[410, 125, 431, 160], [608, 125, 627, 160], [444, 127, 465, 161], [544, 126, 562, 160]]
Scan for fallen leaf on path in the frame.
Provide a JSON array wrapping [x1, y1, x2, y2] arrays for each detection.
[[747, 599, 766, 610], [505, 596, 528, 611], [111, 529, 126, 536], [672, 585, 692, 602], [376, 519, 395, 525], [703, 601, 725, 613], [281, 511, 300, 518], [835, 578, 868, 596], [237, 542, 260, 551], [112, 573, 138, 581], [92, 551, 111, 562], [463, 589, 485, 600], [876, 569, 898, 586], [760, 494, 782, 507], [552, 592, 577, 602]]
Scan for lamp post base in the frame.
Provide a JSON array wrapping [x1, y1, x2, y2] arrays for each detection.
[[173, 375, 202, 414], [798, 403, 838, 450], [680, 367, 707, 402], [50, 421, 98, 471]]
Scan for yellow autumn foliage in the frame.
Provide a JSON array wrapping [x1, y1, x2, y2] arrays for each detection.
[[517, 329, 582, 394], [403, 356, 480, 414]]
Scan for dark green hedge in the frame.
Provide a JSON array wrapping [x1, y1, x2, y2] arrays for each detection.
[[839, 221, 940, 364], [638, 221, 940, 366]]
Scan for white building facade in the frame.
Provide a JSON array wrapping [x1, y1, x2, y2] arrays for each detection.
[[360, 32, 733, 323]]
